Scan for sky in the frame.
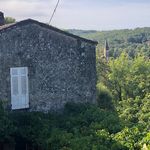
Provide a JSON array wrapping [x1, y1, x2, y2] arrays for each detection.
[[1, 0, 150, 30]]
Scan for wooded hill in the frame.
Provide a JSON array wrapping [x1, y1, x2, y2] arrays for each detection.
[[68, 27, 150, 58]]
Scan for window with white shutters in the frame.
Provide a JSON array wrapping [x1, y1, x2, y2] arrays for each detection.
[[10, 67, 29, 110]]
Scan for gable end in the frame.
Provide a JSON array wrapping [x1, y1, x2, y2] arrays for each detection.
[[0, 19, 98, 45]]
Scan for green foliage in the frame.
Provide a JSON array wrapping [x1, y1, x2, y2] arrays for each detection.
[[113, 127, 142, 150], [96, 83, 114, 110], [68, 27, 150, 58], [108, 52, 131, 100], [0, 95, 149, 150], [0, 102, 15, 143], [117, 95, 150, 126], [101, 53, 150, 101], [10, 112, 50, 148], [96, 50, 150, 149], [0, 103, 125, 150], [96, 56, 109, 83], [141, 132, 150, 149], [115, 95, 150, 149], [4, 17, 16, 24]]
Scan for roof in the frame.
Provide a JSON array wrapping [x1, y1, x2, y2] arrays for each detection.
[[0, 23, 15, 30], [0, 19, 98, 45]]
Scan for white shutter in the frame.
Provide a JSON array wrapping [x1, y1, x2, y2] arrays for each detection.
[[10, 67, 29, 110], [11, 69, 19, 109]]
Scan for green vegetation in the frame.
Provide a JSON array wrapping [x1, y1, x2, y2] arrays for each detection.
[[0, 93, 149, 149], [96, 52, 150, 150], [102, 53, 150, 101], [0, 28, 150, 149], [0, 102, 126, 150], [4, 17, 16, 24], [68, 27, 150, 58]]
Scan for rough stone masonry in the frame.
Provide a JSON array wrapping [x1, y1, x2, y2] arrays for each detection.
[[0, 18, 97, 112]]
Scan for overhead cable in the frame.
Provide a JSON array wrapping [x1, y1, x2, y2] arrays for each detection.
[[49, 0, 60, 25]]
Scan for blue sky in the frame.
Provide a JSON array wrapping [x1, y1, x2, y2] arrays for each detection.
[[1, 0, 150, 30]]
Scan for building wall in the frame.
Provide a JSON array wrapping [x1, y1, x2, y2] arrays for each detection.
[[0, 23, 96, 112]]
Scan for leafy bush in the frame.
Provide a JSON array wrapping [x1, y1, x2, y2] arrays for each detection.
[[0, 103, 126, 150], [1, 98, 149, 150], [97, 83, 114, 110], [113, 127, 143, 150], [0, 101, 15, 143]]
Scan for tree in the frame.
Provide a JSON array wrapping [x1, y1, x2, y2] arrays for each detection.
[[107, 53, 131, 100], [4, 17, 16, 24], [102, 52, 150, 101]]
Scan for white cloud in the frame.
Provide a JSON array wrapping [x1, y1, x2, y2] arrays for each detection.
[[0, 0, 150, 30], [0, 0, 56, 20]]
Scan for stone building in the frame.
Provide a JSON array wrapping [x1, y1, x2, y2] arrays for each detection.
[[0, 12, 97, 112]]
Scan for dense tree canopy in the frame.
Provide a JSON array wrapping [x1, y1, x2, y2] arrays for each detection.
[[106, 53, 150, 101], [68, 27, 150, 58]]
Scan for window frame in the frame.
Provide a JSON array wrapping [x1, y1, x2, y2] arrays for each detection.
[[10, 67, 29, 110]]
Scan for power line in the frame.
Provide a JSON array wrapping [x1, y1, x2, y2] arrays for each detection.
[[49, 0, 60, 25]]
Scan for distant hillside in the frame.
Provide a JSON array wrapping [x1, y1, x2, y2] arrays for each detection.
[[68, 27, 150, 58]]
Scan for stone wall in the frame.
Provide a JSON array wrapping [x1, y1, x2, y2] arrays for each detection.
[[0, 22, 96, 112]]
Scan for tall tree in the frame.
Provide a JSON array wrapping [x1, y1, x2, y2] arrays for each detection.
[[100, 52, 150, 101]]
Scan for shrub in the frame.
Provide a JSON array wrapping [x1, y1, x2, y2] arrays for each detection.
[[97, 83, 114, 110], [0, 101, 15, 143]]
